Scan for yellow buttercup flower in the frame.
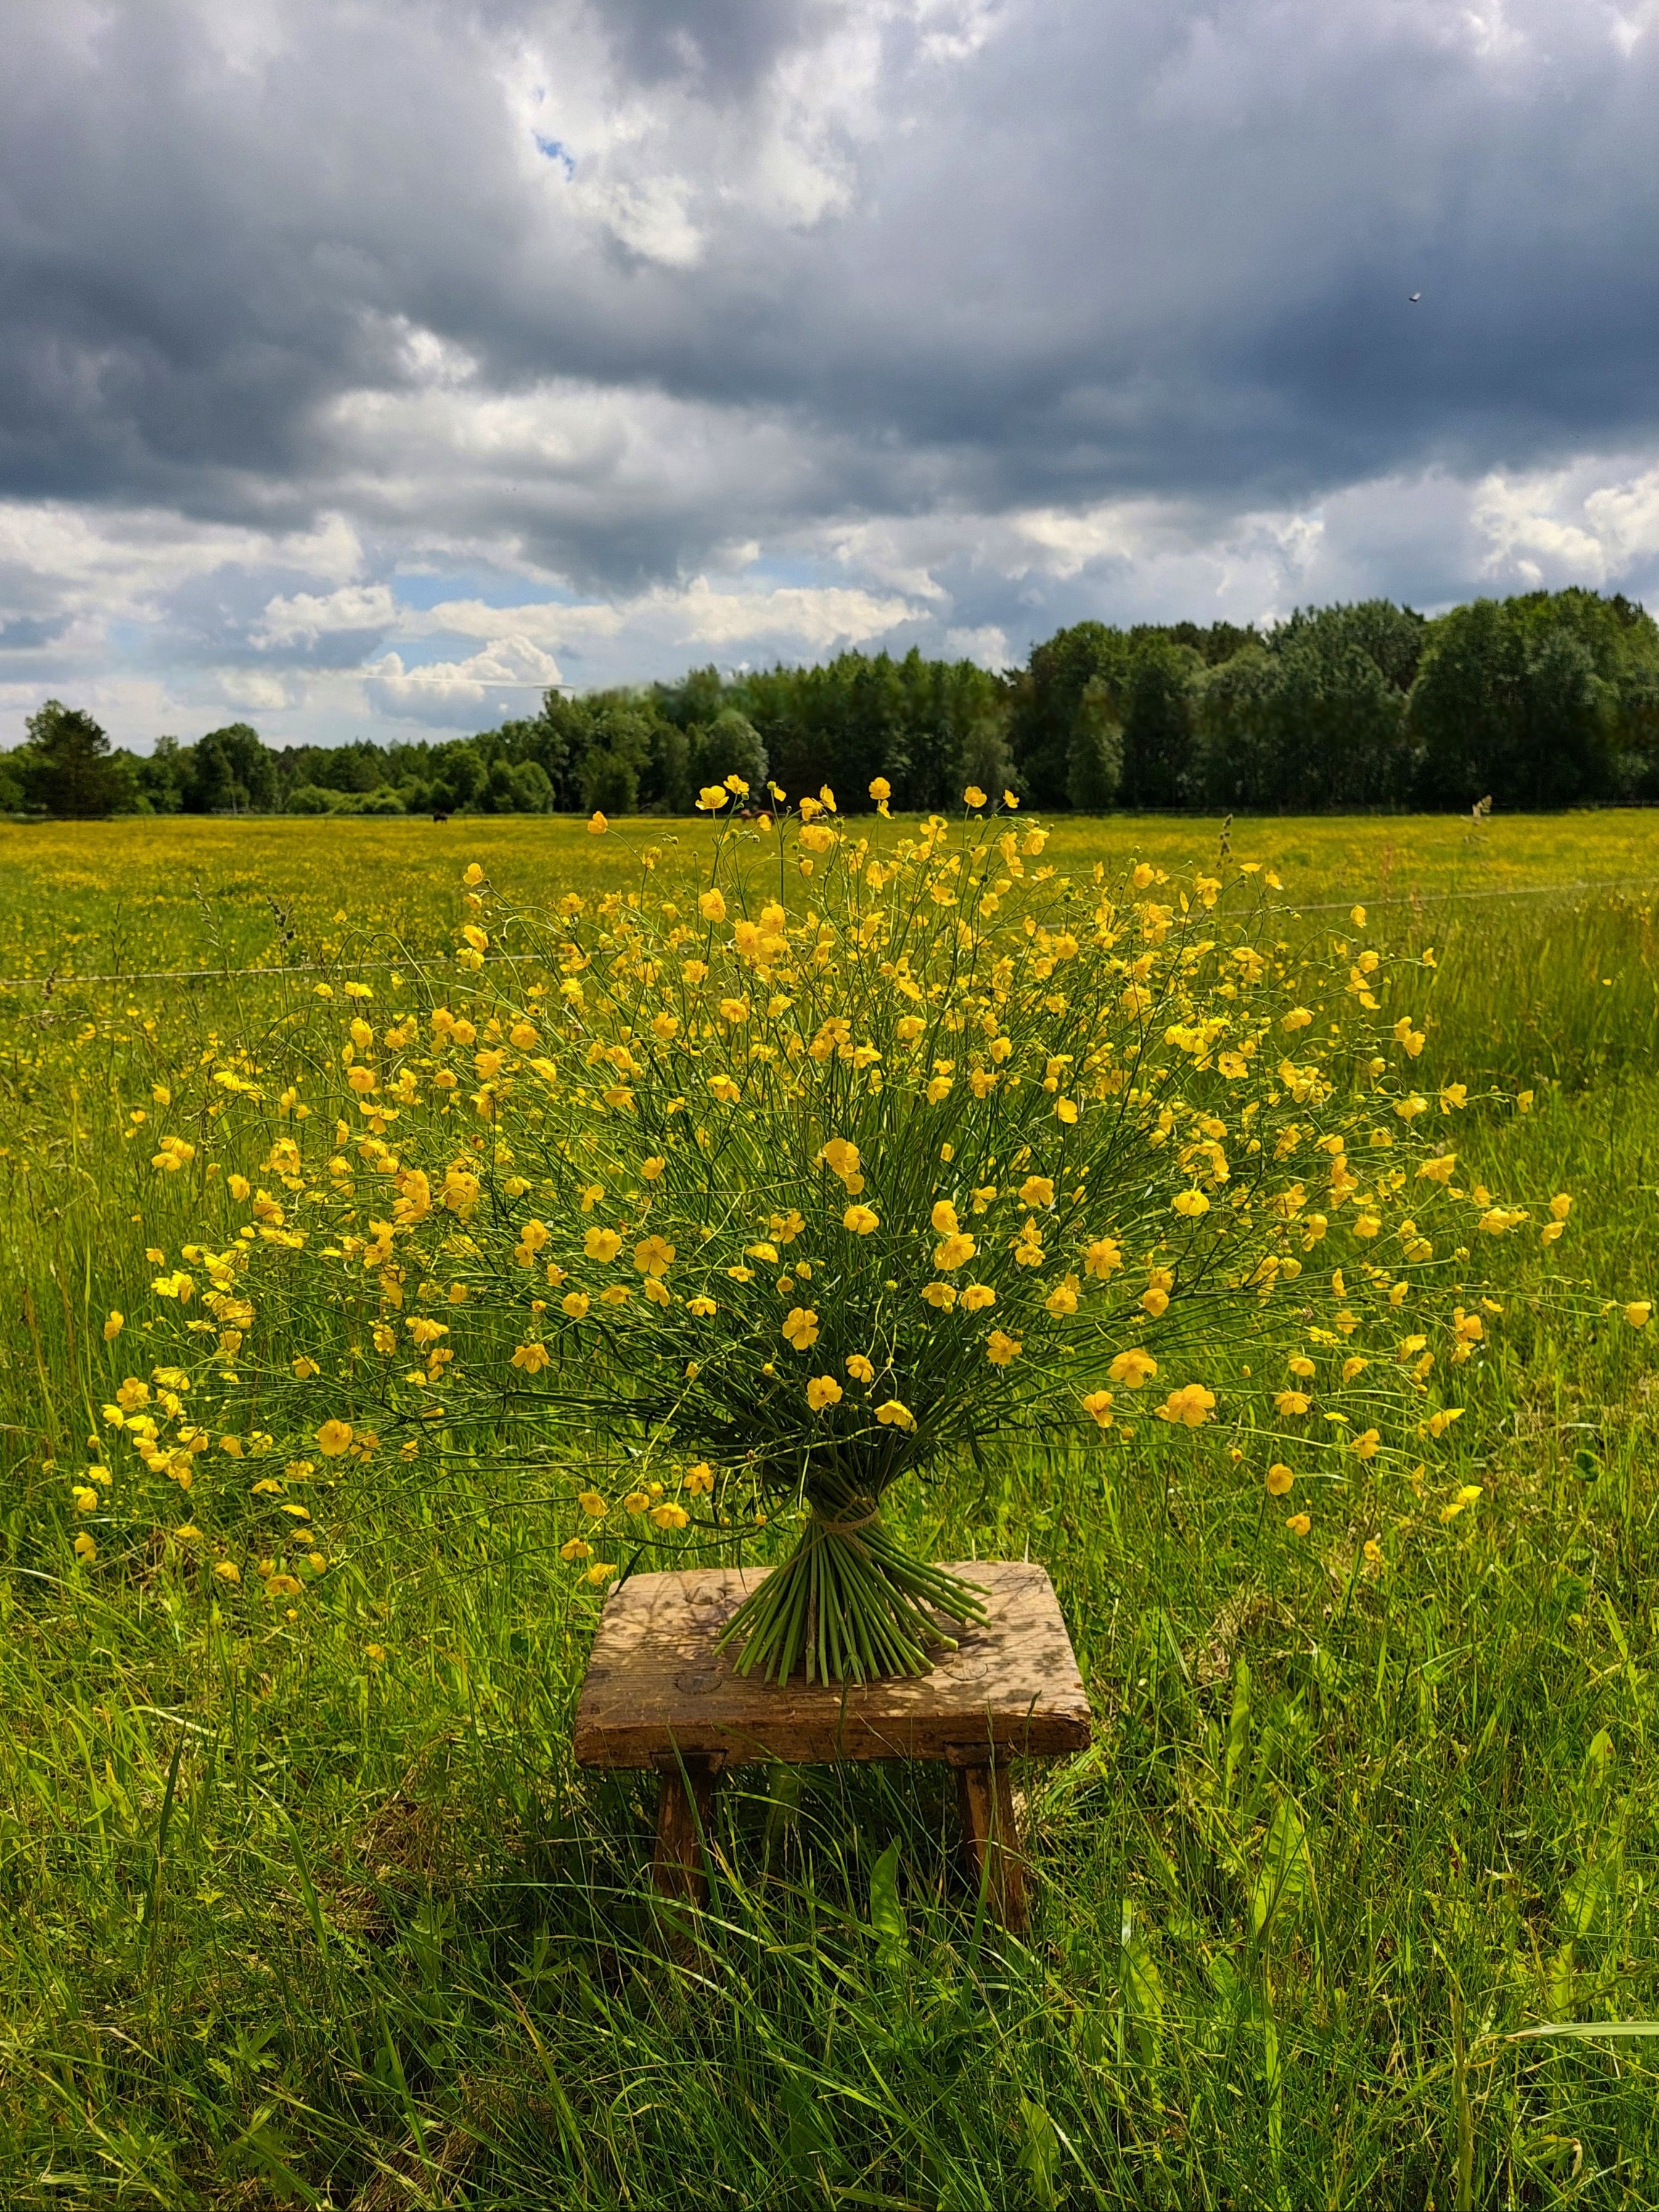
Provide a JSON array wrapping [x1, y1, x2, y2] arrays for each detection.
[[633, 1234, 676, 1277], [876, 1399, 915, 1430], [846, 1354, 875, 1383], [510, 1342, 551, 1374], [782, 1307, 821, 1351], [806, 1375, 843, 1412], [1081, 1390, 1114, 1429], [843, 1204, 880, 1235], [1440, 1483, 1483, 1524], [1626, 1300, 1652, 1328], [583, 1227, 623, 1263], [1266, 1463, 1294, 1495], [985, 1330, 1022, 1367], [317, 1419, 353, 1457], [1157, 1383, 1215, 1427], [1109, 1348, 1157, 1388]]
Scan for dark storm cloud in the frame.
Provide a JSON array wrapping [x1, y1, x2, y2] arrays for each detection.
[[576, 0, 838, 90], [2, 7, 1654, 531]]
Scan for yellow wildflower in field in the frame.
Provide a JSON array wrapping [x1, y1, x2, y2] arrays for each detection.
[[1157, 1383, 1215, 1427]]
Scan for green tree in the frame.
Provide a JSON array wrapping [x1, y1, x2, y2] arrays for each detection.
[[581, 748, 640, 814], [17, 700, 133, 818], [510, 760, 554, 813], [1009, 622, 1120, 808], [691, 708, 768, 797], [1065, 676, 1123, 811], [1118, 641, 1202, 809], [136, 735, 187, 813], [183, 723, 278, 813], [1409, 599, 1609, 808]]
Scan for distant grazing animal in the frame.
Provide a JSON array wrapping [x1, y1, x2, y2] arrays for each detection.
[[433, 810, 450, 823]]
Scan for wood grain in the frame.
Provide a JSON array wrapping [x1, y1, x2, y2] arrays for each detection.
[[574, 1560, 1091, 1770]]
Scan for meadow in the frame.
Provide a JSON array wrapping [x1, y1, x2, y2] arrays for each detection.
[[2, 806, 1658, 2210]]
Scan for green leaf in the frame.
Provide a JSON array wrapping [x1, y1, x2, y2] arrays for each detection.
[[1250, 1795, 1311, 1937], [1224, 1655, 1251, 1796], [1016, 2095, 1060, 2211], [779, 2071, 833, 2166], [1121, 1903, 1164, 2065], [869, 1837, 907, 1977]]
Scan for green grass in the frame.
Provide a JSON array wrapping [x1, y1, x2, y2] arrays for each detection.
[[2, 813, 1658, 2208]]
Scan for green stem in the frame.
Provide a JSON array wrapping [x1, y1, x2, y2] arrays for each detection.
[[719, 1503, 987, 1685]]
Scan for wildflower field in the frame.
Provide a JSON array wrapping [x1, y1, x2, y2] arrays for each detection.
[[2, 804, 1659, 2210]]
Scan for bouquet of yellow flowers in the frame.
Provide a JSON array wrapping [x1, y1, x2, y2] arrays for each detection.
[[110, 782, 1581, 1684]]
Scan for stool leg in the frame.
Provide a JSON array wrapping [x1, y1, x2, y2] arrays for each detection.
[[956, 1760, 1028, 1933], [652, 1754, 723, 1907]]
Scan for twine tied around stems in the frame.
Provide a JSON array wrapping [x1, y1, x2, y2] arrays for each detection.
[[810, 1497, 882, 1536]]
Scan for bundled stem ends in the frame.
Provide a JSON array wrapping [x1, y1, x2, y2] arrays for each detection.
[[717, 1480, 986, 1686]]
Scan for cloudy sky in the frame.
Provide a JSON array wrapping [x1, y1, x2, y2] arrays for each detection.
[[2, 0, 1657, 752]]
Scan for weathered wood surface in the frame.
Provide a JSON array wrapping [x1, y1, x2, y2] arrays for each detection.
[[574, 1560, 1091, 1770]]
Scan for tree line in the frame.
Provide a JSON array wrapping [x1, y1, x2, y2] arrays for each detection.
[[6, 587, 1658, 821]]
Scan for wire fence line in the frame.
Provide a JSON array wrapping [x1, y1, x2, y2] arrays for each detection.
[[0, 871, 1655, 994]]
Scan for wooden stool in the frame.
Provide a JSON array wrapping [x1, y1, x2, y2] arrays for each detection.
[[573, 1560, 1091, 1932]]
